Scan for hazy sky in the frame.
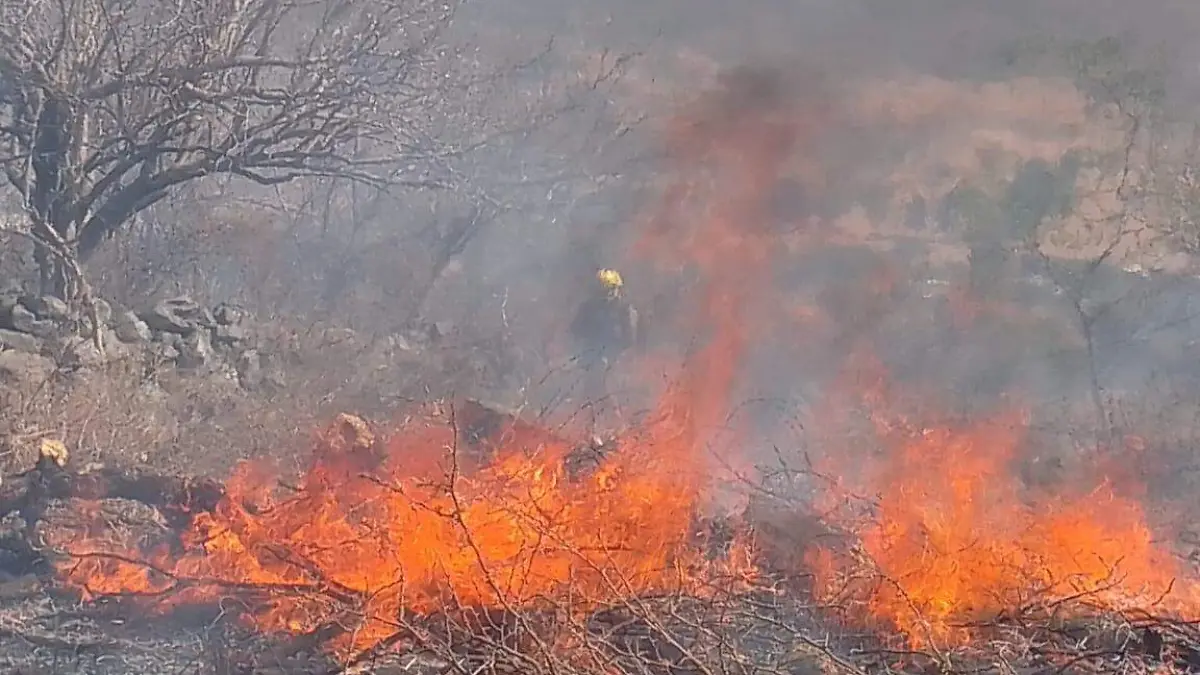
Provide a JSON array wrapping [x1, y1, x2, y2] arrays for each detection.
[[467, 0, 1200, 103]]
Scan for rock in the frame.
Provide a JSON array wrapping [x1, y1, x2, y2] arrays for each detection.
[[140, 306, 192, 334], [5, 303, 56, 338], [22, 295, 69, 322], [30, 320, 58, 338], [61, 339, 106, 369], [0, 329, 43, 354], [0, 351, 54, 387], [4, 303, 34, 332], [177, 330, 214, 370], [0, 291, 18, 317], [431, 320, 455, 342], [213, 302, 246, 326], [235, 349, 264, 389], [149, 342, 180, 363], [0, 292, 310, 386], [212, 323, 248, 347], [139, 295, 211, 334], [113, 310, 153, 343], [195, 307, 216, 328]]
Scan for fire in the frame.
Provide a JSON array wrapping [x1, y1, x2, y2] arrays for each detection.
[[49, 65, 1200, 665], [54, 69, 814, 662], [629, 67, 831, 468], [56, 407, 742, 656], [810, 401, 1199, 648]]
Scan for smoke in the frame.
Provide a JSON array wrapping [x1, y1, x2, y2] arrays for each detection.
[[60, 0, 1200, 490], [421, 0, 1200, 522], [30, 1, 1200, 654]]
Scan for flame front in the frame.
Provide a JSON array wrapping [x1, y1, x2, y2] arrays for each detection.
[[810, 401, 1198, 648], [57, 409, 734, 655]]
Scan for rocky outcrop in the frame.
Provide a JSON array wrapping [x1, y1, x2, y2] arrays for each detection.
[[0, 290, 270, 390], [0, 282, 499, 422]]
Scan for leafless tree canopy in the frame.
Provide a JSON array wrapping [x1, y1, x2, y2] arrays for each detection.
[[0, 0, 461, 296]]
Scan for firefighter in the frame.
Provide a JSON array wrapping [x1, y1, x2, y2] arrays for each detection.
[[569, 268, 640, 423]]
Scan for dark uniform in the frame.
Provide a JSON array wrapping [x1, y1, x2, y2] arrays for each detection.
[[569, 269, 639, 416]]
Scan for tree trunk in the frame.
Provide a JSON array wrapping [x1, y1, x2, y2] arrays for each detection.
[[30, 225, 105, 351], [33, 242, 71, 300]]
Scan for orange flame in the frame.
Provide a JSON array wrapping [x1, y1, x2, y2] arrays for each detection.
[[631, 67, 830, 460], [51, 66, 1200, 663], [56, 407, 749, 656], [54, 68, 816, 662], [809, 388, 1199, 648]]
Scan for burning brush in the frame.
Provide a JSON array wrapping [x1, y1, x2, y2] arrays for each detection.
[[10, 66, 1200, 675], [5, 390, 1200, 674], [37, 405, 754, 663]]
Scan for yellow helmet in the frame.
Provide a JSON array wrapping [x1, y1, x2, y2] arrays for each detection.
[[596, 268, 624, 290]]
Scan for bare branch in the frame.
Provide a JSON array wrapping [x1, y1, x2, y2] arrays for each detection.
[[0, 0, 469, 298]]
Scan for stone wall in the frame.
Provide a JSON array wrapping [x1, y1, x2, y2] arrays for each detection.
[[0, 290, 271, 390]]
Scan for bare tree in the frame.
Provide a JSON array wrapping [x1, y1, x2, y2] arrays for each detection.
[[1023, 37, 1176, 448], [0, 0, 461, 303]]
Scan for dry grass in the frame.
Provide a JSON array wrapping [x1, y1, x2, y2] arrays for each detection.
[[0, 319, 474, 481]]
